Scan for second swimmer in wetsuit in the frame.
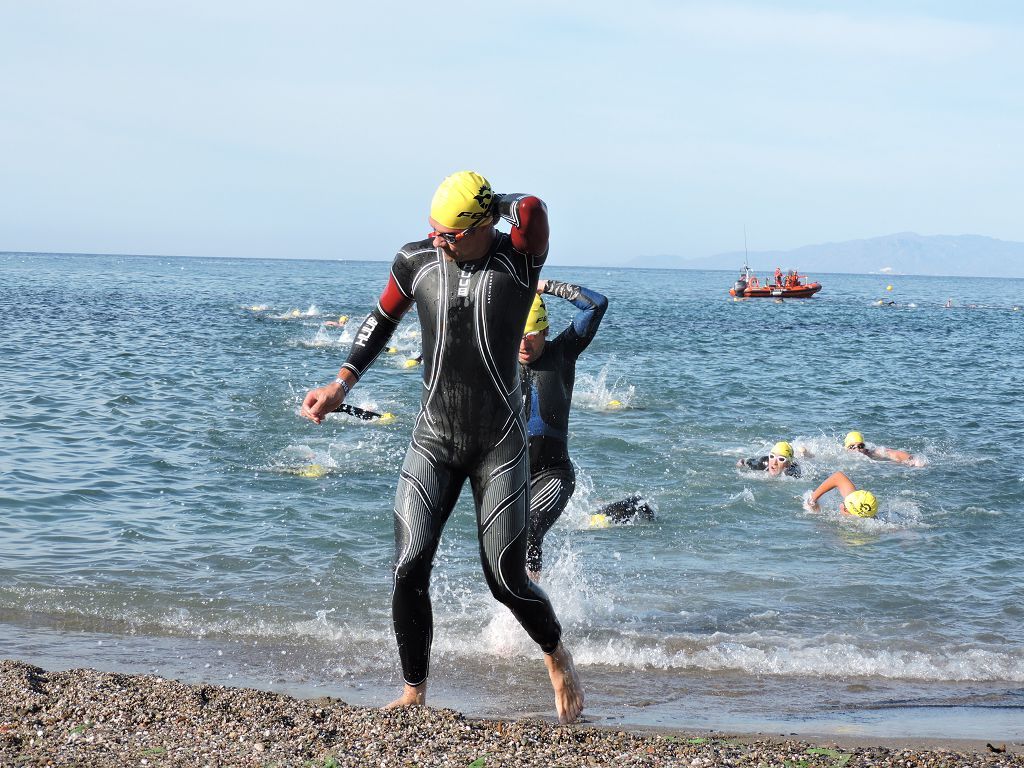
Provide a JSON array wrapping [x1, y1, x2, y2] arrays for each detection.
[[519, 279, 608, 580], [736, 441, 802, 478], [300, 171, 583, 724]]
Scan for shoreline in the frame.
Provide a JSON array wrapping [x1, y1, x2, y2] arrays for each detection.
[[6, 618, 1021, 744], [3, 659, 1021, 767]]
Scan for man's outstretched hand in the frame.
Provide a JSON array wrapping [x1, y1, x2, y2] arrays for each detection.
[[300, 383, 344, 425]]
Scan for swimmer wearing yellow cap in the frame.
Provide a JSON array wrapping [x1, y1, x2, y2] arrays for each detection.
[[298, 172, 584, 724], [844, 430, 922, 466], [737, 440, 801, 478], [520, 278, 609, 580], [804, 470, 878, 518]]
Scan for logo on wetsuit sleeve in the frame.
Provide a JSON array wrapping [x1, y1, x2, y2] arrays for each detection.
[[354, 316, 378, 347]]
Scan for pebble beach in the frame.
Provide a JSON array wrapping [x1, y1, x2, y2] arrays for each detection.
[[3, 660, 1021, 768]]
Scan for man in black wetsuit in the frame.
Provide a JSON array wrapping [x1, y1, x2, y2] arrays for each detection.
[[518, 279, 608, 580], [300, 171, 583, 724]]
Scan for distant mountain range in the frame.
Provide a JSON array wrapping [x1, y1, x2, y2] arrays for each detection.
[[633, 233, 1024, 278]]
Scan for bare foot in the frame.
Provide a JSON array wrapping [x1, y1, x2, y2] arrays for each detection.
[[544, 643, 584, 724], [383, 682, 426, 709]]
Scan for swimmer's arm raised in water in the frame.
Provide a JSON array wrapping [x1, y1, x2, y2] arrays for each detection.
[[804, 471, 856, 512], [301, 258, 415, 424], [541, 279, 609, 353]]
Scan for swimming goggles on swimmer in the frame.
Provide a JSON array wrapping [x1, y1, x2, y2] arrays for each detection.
[[768, 453, 791, 464], [846, 443, 866, 450], [429, 218, 485, 244]]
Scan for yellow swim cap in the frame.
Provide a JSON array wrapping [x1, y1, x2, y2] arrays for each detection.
[[429, 171, 494, 229], [771, 441, 794, 458], [524, 294, 549, 334], [377, 412, 396, 424], [844, 490, 878, 518], [844, 431, 865, 448], [589, 513, 610, 529], [298, 463, 327, 478]]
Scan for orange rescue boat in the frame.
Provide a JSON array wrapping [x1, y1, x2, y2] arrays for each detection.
[[730, 265, 822, 299]]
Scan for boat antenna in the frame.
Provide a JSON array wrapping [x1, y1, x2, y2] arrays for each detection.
[[743, 225, 750, 273]]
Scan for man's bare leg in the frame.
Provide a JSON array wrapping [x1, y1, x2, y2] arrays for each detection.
[[544, 642, 584, 724], [384, 681, 426, 709]]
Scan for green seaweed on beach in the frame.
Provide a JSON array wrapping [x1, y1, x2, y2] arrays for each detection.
[[69, 721, 92, 735], [686, 737, 708, 744], [805, 747, 851, 766], [467, 758, 487, 768]]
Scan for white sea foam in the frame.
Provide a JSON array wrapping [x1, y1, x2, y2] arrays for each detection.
[[574, 363, 636, 411], [430, 620, 1024, 683], [269, 305, 321, 320], [297, 327, 351, 349], [13, 583, 1024, 683], [453, 620, 1024, 682], [731, 488, 756, 504]]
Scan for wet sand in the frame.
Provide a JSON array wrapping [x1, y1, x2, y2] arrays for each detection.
[[2, 659, 1021, 767]]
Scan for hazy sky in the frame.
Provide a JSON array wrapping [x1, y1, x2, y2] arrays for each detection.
[[2, 1, 1021, 265]]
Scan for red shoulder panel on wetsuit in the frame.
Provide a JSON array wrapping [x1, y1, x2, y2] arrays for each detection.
[[379, 274, 414, 319], [509, 196, 549, 256]]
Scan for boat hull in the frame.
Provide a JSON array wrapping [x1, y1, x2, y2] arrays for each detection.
[[730, 283, 822, 299]]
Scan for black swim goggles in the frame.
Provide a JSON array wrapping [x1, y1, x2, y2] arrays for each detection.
[[847, 443, 866, 450]]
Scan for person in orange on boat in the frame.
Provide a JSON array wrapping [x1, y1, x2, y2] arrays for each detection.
[[774, 267, 783, 286], [737, 441, 802, 478], [844, 431, 924, 467], [803, 471, 878, 518]]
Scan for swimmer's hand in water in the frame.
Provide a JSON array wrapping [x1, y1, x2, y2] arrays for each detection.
[[802, 493, 820, 512], [301, 381, 345, 425]]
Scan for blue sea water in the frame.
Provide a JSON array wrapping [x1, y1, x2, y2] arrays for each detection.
[[1, 251, 1022, 740]]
